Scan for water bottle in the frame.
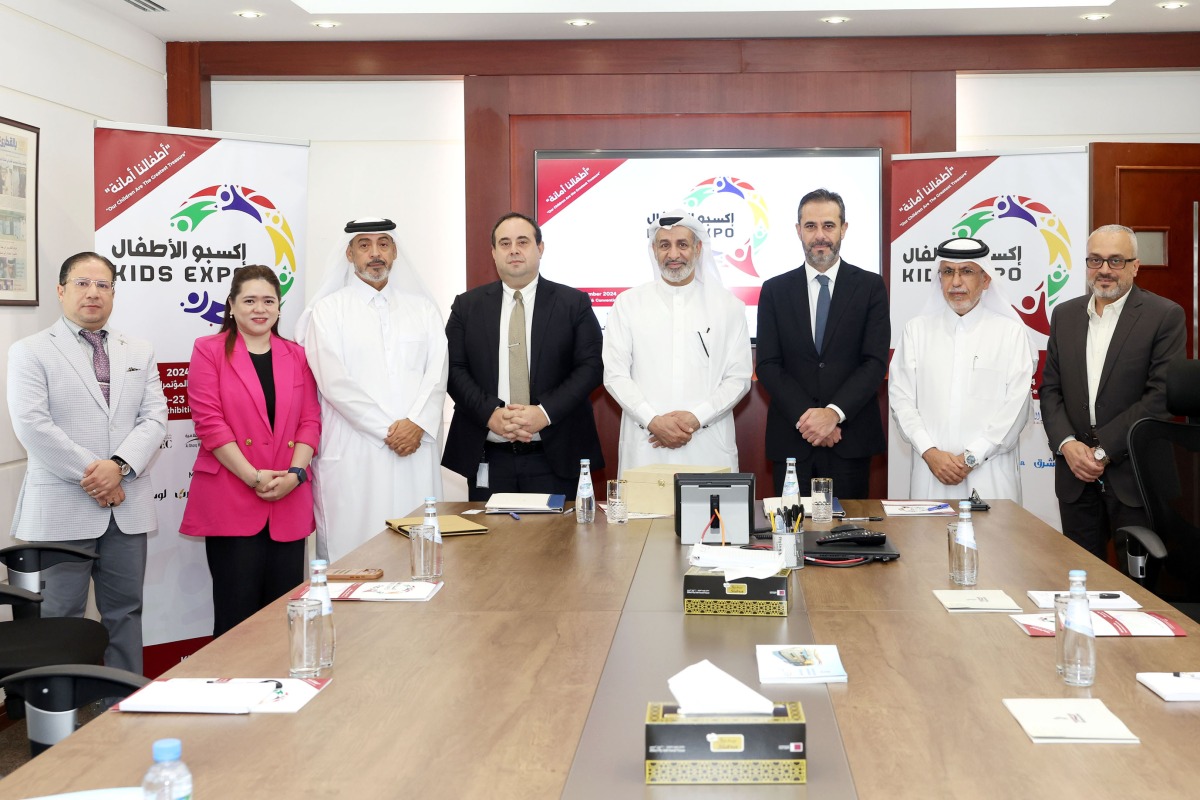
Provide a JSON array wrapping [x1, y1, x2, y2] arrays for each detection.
[[142, 738, 193, 800], [949, 499, 978, 586], [781, 457, 800, 507], [1061, 569, 1096, 686], [576, 459, 595, 523], [423, 496, 444, 579], [309, 559, 336, 669]]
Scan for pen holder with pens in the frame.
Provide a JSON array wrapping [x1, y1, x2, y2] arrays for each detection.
[[772, 503, 804, 569]]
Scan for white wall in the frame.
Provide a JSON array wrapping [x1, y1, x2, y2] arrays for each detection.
[[958, 71, 1200, 150], [210, 79, 469, 498], [0, 1, 166, 559]]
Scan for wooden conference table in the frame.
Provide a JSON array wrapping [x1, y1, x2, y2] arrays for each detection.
[[2, 501, 1200, 799]]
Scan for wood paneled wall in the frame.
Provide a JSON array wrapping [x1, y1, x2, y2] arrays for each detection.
[[165, 33, 1200, 495]]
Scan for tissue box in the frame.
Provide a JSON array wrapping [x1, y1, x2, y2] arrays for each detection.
[[683, 566, 792, 616], [645, 701, 807, 785], [624, 463, 730, 516]]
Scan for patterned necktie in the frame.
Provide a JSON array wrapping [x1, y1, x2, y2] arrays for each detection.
[[80, 329, 110, 404], [814, 274, 831, 354], [509, 290, 530, 406]]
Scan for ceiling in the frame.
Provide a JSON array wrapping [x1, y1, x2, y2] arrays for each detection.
[[80, 0, 1199, 42]]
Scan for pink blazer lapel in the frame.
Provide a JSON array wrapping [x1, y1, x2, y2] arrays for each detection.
[[272, 337, 295, 436]]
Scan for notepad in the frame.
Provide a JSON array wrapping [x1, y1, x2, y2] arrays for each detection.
[[932, 589, 1022, 613], [1003, 698, 1139, 744], [1026, 590, 1141, 610], [484, 492, 566, 514], [295, 581, 443, 602], [118, 678, 330, 714], [1136, 672, 1200, 701], [881, 500, 956, 516], [388, 514, 489, 536]]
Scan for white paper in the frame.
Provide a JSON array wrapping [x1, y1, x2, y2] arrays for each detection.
[[1003, 698, 1139, 743], [1026, 590, 1141, 610], [1136, 672, 1200, 702], [688, 542, 786, 580], [755, 645, 848, 684], [668, 659, 774, 716], [118, 678, 330, 714]]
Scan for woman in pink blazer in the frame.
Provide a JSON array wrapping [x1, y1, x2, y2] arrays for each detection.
[[181, 265, 321, 636]]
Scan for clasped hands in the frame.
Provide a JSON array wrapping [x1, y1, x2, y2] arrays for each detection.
[[239, 466, 299, 502], [797, 407, 842, 448], [648, 411, 701, 449], [488, 404, 548, 443], [922, 448, 971, 486], [81, 459, 124, 508], [386, 419, 425, 456], [1060, 440, 1106, 484]]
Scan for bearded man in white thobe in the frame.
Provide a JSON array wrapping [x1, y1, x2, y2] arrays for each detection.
[[889, 237, 1036, 501], [297, 218, 448, 562], [604, 210, 752, 476]]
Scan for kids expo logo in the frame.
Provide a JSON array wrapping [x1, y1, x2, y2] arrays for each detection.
[[169, 184, 299, 324], [683, 177, 770, 278]]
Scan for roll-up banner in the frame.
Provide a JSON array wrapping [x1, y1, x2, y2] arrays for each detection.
[[888, 148, 1088, 529], [95, 122, 308, 674]]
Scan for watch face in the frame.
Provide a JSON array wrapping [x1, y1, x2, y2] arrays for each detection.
[[1094, 447, 1107, 462], [965, 454, 978, 468]]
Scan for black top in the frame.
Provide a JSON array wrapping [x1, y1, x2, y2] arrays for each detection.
[[248, 349, 275, 430]]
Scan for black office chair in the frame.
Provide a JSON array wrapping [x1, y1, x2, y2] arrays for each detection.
[[0, 544, 111, 720], [1, 664, 149, 756], [1118, 359, 1200, 622]]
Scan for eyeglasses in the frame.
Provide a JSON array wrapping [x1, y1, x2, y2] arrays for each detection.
[[64, 278, 115, 293], [1085, 256, 1136, 270], [939, 266, 982, 280]]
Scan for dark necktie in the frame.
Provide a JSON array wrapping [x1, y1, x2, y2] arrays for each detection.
[[509, 290, 530, 405], [814, 274, 831, 354], [80, 329, 110, 404]]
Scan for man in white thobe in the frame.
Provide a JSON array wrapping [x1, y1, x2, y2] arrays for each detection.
[[889, 237, 1036, 501], [604, 210, 752, 476], [297, 218, 448, 562]]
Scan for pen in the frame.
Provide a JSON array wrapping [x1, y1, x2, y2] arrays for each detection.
[[697, 331, 709, 358], [927, 503, 951, 511], [1173, 672, 1200, 678], [842, 516, 883, 522], [509, 512, 521, 520]]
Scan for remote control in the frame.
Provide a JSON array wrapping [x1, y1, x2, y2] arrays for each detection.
[[815, 530, 887, 546]]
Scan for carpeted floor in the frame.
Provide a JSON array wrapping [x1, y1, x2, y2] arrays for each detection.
[[0, 701, 105, 779]]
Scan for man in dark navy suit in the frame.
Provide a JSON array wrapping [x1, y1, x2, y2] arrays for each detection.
[[442, 212, 604, 500], [757, 189, 890, 498]]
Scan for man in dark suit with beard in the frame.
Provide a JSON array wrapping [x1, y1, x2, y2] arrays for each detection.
[[757, 188, 890, 498], [1040, 223, 1185, 561], [443, 212, 605, 500]]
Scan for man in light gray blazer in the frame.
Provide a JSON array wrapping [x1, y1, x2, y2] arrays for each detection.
[[8, 252, 167, 674]]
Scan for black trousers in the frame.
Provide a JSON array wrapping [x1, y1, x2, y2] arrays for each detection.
[[205, 522, 306, 637], [772, 453, 872, 500], [1058, 481, 1149, 567], [468, 443, 577, 502]]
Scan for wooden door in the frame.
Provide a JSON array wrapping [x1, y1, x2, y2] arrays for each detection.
[[1092, 143, 1200, 357]]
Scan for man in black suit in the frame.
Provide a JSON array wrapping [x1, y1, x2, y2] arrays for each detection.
[[1040, 224, 1185, 560], [443, 212, 605, 500], [757, 188, 890, 497]]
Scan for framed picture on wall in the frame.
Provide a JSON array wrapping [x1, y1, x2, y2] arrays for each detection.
[[0, 115, 39, 306]]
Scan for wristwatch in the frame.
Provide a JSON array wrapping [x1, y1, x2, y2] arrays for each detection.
[[964, 451, 980, 470], [110, 456, 131, 477], [287, 466, 308, 485], [1093, 447, 1111, 466]]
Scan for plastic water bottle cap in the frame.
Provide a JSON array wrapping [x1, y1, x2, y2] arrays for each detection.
[[310, 559, 328, 568], [786, 457, 796, 465], [1069, 569, 1087, 579], [152, 738, 182, 762], [424, 496, 436, 503], [581, 459, 590, 465]]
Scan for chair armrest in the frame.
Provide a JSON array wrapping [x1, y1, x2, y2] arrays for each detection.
[[1, 664, 150, 709], [0, 583, 43, 608], [0, 543, 99, 572], [1117, 525, 1168, 560]]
